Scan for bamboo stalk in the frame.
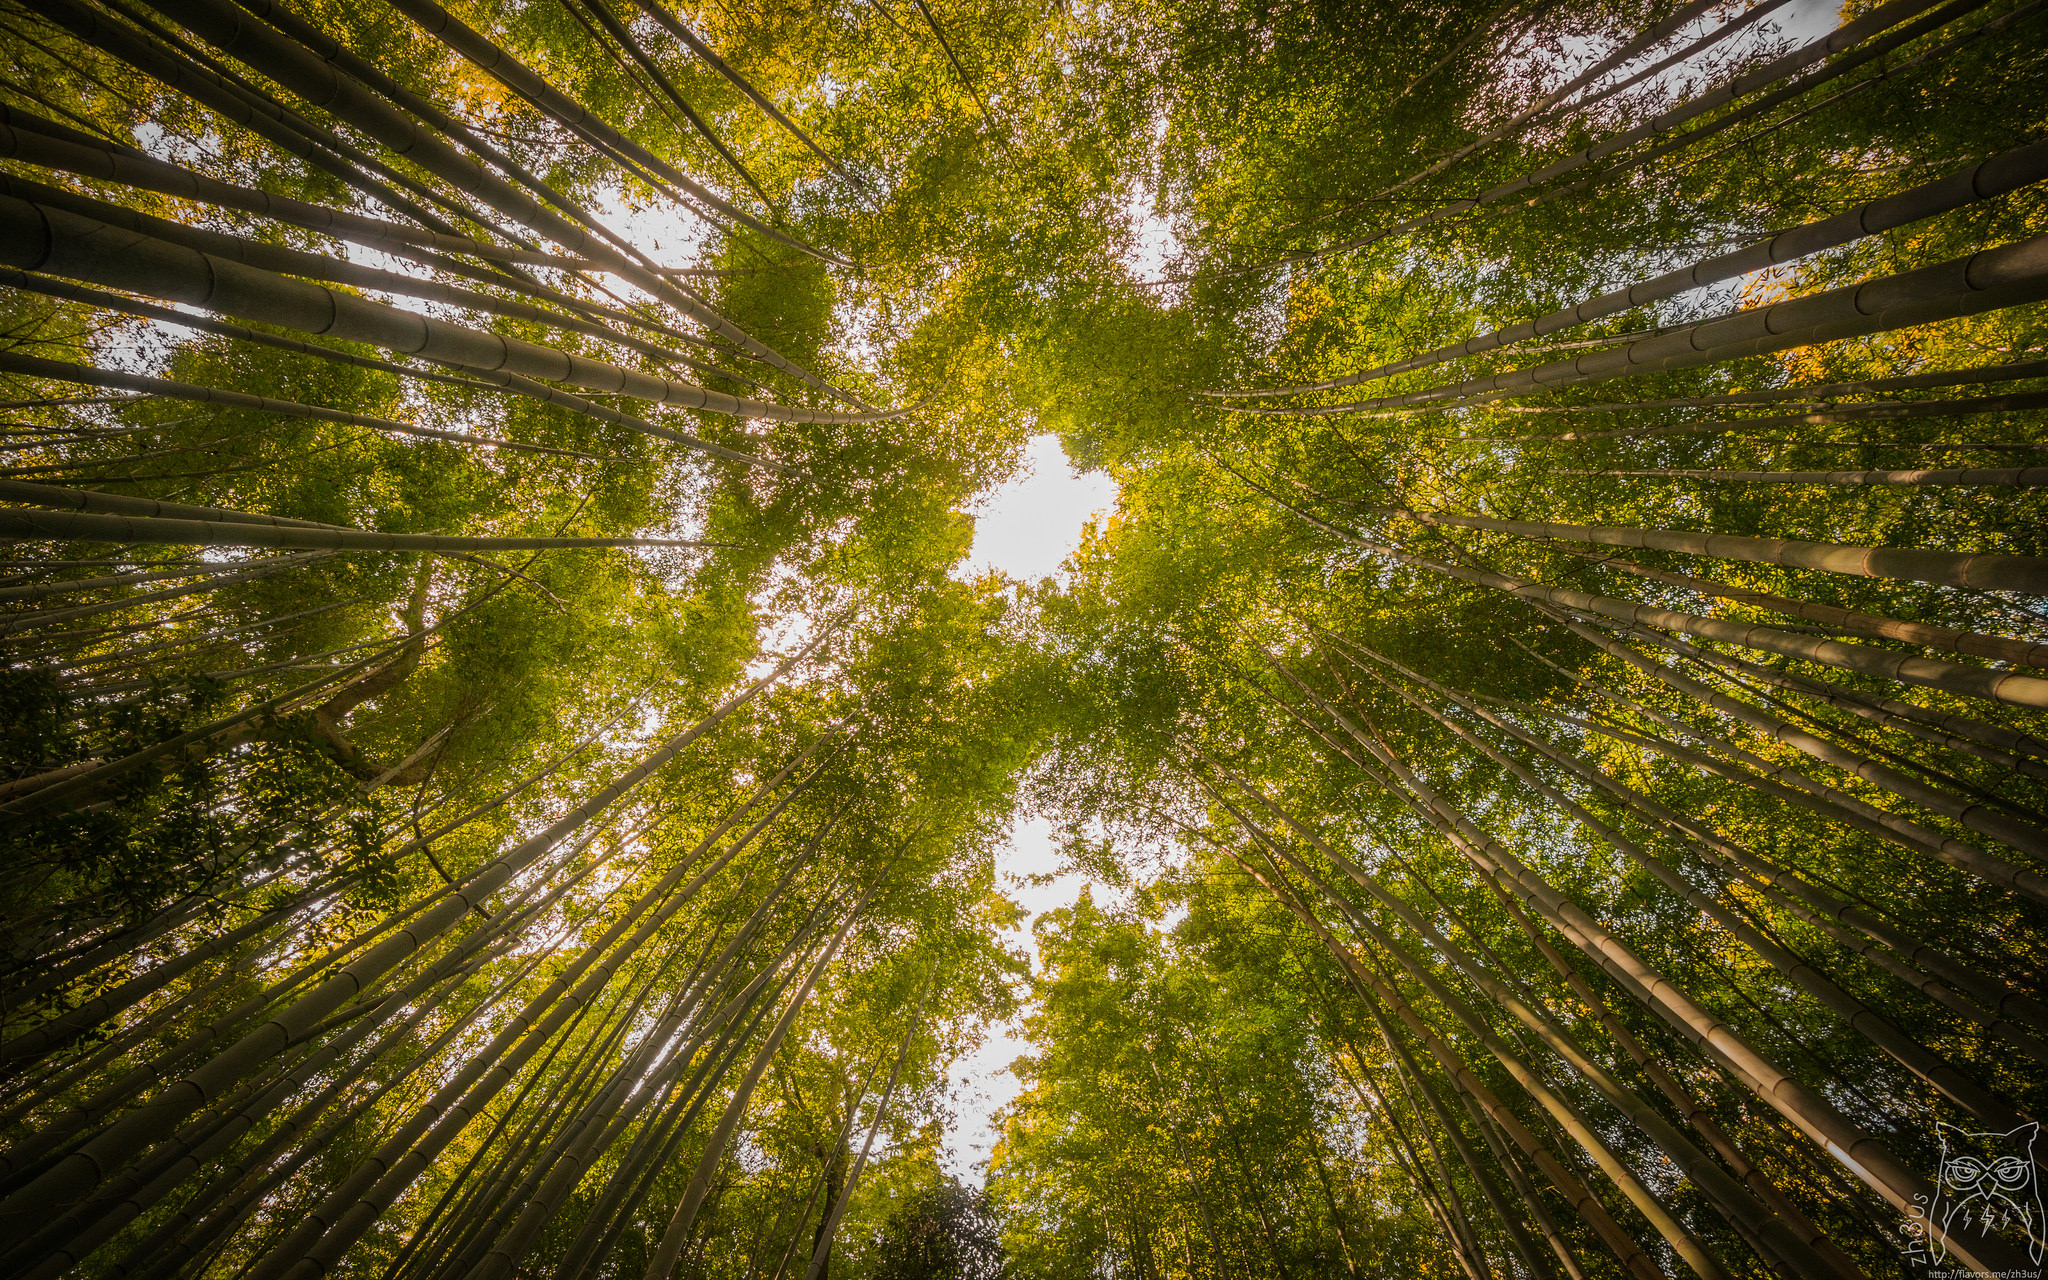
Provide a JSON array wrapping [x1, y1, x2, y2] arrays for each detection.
[[1197, 0, 1971, 283], [1208, 125, 2048, 397], [1221, 233, 2048, 416], [0, 194, 908, 426], [638, 882, 873, 1280], [1571, 464, 2048, 485], [0, 507, 720, 553], [0, 648, 814, 1227], [1247, 674, 2032, 1275], [1241, 477, 2048, 710], [1227, 841, 1670, 1280], [1325, 626, 2048, 1056], [1548, 546, 2048, 671]]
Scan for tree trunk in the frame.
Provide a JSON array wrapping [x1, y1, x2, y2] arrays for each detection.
[[1550, 547, 2048, 670], [0, 194, 903, 425], [1200, 0, 1968, 285], [1272, 696, 2033, 1277], [0, 648, 811, 1228], [800, 974, 932, 1280], [1223, 232, 2048, 416], [1365, 0, 1727, 204], [639, 883, 872, 1280], [1250, 484, 2048, 709]]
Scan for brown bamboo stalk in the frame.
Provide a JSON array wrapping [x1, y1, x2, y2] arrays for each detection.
[[1618, 625, 2046, 824], [1451, 870, 1866, 1280], [548, 967, 795, 1280], [99, 922, 577, 1280], [1549, 546, 2048, 670], [0, 647, 816, 1228], [0, 885, 339, 1065], [1207, 747, 1850, 1279], [1371, 0, 1727, 201], [364, 0, 839, 282], [1344, 1006, 1496, 1280], [0, 556, 287, 602], [1497, 355, 2048, 416], [1211, 137, 2048, 396], [455, 833, 835, 1280], [1221, 233, 2048, 417], [1252, 677, 2032, 1275], [1324, 627, 2048, 1057], [559, 0, 773, 207], [1238, 807, 1746, 1280], [1241, 479, 2048, 711], [19, 0, 486, 242], [8, 909, 575, 1280], [1225, 841, 1670, 1280], [0, 167, 702, 371], [1394, 501, 2048, 596]]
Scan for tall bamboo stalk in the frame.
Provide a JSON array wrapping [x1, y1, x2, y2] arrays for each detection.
[[0, 646, 818, 1227], [1239, 661, 2032, 1275]]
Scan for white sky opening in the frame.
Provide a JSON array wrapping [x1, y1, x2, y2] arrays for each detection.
[[957, 433, 1116, 583], [586, 184, 717, 304], [938, 434, 1118, 1183], [942, 816, 1131, 1185], [1123, 112, 1182, 283]]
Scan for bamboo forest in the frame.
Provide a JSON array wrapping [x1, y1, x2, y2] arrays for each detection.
[[5, 0, 2048, 1274]]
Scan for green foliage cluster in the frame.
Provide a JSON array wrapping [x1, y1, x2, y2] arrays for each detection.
[[1, 0, 2045, 1275]]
